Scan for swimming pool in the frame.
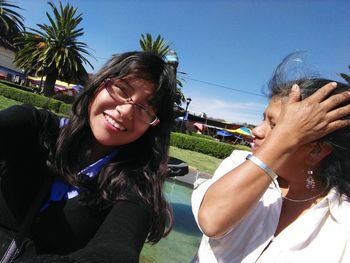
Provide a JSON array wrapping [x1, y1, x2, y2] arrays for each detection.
[[140, 180, 202, 263]]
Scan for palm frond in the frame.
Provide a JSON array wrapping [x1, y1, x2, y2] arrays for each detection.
[[14, 0, 94, 96], [339, 73, 350, 84], [0, 0, 24, 48]]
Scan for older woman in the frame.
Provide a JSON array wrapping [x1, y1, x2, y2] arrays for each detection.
[[191, 59, 350, 262]]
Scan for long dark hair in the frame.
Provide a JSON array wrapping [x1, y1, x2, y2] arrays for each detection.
[[53, 51, 176, 243], [268, 53, 350, 199]]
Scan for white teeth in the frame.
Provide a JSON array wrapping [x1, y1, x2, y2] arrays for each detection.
[[105, 114, 126, 131]]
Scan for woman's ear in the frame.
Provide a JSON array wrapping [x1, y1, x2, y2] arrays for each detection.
[[305, 142, 332, 165]]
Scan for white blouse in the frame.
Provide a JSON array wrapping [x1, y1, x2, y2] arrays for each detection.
[[191, 150, 350, 263]]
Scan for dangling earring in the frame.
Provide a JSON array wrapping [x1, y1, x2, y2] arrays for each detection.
[[305, 168, 316, 190]]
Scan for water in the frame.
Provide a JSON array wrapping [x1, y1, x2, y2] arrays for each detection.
[[140, 180, 202, 263]]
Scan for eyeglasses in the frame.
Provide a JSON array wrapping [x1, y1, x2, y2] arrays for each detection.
[[103, 78, 160, 126]]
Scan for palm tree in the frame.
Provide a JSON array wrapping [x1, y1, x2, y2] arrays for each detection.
[[139, 33, 170, 57], [14, 1, 94, 96], [139, 33, 185, 105], [339, 66, 350, 84], [0, 0, 24, 49]]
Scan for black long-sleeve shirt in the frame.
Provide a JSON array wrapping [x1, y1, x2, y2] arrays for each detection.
[[0, 104, 150, 263]]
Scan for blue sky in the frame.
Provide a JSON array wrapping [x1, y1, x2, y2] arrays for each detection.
[[18, 0, 350, 125]]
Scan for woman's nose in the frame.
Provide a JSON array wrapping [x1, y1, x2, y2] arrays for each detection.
[[115, 103, 134, 120], [252, 124, 265, 139]]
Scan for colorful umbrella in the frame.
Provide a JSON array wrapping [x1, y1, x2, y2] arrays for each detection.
[[216, 129, 234, 137], [225, 127, 253, 138]]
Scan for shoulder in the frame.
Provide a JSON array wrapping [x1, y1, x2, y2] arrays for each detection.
[[0, 104, 60, 150], [328, 189, 350, 226], [0, 104, 59, 128], [0, 104, 37, 124], [1, 103, 42, 116]]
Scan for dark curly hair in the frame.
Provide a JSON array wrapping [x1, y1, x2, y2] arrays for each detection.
[[53, 51, 176, 243], [268, 53, 350, 199]]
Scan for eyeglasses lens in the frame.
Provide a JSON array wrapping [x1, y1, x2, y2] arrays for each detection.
[[104, 79, 159, 126]]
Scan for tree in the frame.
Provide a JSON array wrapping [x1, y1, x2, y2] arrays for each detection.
[[139, 33, 170, 58], [0, 0, 24, 49], [14, 1, 93, 96], [139, 33, 185, 105]]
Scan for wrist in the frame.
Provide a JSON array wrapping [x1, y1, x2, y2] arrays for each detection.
[[246, 154, 278, 181]]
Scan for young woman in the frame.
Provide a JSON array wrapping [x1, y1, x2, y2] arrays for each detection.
[[0, 51, 176, 263], [191, 57, 350, 262]]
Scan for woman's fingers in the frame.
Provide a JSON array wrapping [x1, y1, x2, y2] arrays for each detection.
[[285, 82, 349, 110], [304, 82, 338, 103], [286, 84, 301, 103], [285, 81, 350, 128], [323, 119, 350, 135], [276, 81, 350, 145], [320, 89, 350, 111], [326, 103, 350, 122]]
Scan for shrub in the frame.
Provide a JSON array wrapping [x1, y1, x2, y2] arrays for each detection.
[[170, 132, 250, 159], [53, 93, 75, 104], [187, 132, 215, 140], [59, 103, 72, 116], [0, 80, 34, 93], [0, 83, 71, 115]]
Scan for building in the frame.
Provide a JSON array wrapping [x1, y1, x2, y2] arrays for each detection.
[[0, 45, 25, 83]]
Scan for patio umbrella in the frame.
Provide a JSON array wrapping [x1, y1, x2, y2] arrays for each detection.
[[225, 126, 254, 144], [193, 122, 204, 132], [216, 130, 234, 137], [225, 127, 253, 138]]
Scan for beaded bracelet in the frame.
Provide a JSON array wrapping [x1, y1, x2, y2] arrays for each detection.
[[246, 154, 278, 181]]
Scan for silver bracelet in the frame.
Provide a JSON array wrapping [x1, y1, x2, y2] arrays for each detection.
[[246, 154, 278, 181]]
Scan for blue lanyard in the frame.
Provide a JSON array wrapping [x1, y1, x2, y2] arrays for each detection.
[[40, 122, 119, 212]]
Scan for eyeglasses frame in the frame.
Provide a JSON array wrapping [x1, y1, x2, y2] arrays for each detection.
[[102, 78, 160, 126]]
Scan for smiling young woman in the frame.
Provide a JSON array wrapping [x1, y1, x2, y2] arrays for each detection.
[[0, 51, 176, 263]]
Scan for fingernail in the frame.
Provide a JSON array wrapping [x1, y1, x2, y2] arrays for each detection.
[[292, 84, 299, 91], [331, 82, 337, 87]]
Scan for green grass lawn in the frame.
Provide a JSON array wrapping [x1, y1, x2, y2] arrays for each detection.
[[169, 146, 222, 176]]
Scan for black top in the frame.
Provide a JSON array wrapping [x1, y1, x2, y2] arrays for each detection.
[[0, 104, 151, 263]]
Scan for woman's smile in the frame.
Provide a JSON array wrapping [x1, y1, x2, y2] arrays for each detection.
[[103, 113, 126, 131]]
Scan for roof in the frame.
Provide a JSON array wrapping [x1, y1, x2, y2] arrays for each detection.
[[187, 113, 241, 130]]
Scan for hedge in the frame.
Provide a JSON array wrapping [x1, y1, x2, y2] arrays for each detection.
[[186, 132, 215, 140], [0, 83, 71, 115], [0, 79, 36, 93], [170, 132, 250, 159]]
